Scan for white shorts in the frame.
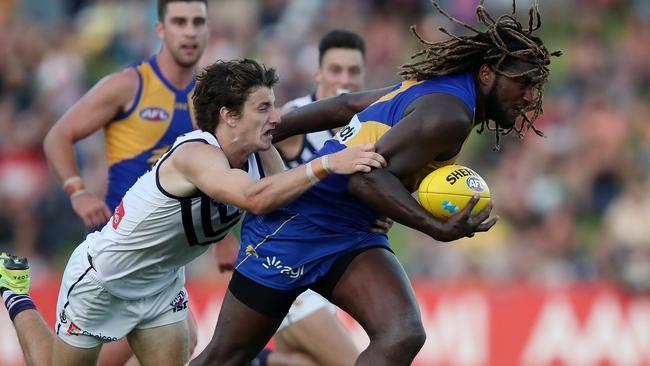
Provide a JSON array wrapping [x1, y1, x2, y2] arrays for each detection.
[[55, 244, 189, 348], [277, 289, 335, 332]]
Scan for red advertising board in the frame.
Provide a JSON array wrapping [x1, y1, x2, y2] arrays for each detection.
[[1, 278, 649, 366]]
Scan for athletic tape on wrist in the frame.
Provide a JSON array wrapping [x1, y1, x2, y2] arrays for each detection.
[[305, 162, 321, 184], [321, 155, 332, 174], [62, 176, 83, 189], [69, 189, 88, 199]]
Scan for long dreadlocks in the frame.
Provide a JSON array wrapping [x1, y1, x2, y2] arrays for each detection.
[[400, 0, 562, 149]]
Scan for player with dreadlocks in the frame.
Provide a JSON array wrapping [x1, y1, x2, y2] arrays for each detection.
[[402, 0, 561, 149], [192, 1, 561, 365]]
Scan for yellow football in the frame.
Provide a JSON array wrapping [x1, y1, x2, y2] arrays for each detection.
[[418, 165, 491, 221]]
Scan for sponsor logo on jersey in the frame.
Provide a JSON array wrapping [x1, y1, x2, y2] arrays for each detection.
[[262, 256, 304, 279], [112, 201, 125, 229], [139, 107, 170, 121], [170, 290, 188, 313], [466, 176, 484, 192]]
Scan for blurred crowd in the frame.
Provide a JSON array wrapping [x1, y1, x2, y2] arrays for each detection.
[[0, 0, 649, 292]]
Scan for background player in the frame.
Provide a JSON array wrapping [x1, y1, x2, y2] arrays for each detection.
[[42, 0, 210, 364], [191, 1, 561, 365], [276, 29, 366, 167], [43, 0, 209, 230]]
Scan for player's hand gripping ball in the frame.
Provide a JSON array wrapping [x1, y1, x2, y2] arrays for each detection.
[[418, 165, 491, 221]]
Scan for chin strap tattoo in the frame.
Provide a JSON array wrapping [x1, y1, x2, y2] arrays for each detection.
[[399, 0, 562, 150]]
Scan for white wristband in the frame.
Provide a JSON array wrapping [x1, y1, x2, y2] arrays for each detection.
[[321, 155, 332, 174], [305, 161, 321, 184], [69, 189, 87, 199], [62, 176, 83, 189]]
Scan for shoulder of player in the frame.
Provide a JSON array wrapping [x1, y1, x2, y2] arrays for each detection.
[[171, 140, 229, 171], [407, 93, 473, 139], [92, 68, 140, 102], [281, 95, 312, 110]]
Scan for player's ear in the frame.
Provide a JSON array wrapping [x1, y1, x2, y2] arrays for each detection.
[[155, 22, 164, 40], [314, 67, 322, 84], [219, 107, 239, 127], [478, 64, 495, 87]]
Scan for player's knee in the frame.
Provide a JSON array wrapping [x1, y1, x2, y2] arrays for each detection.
[[393, 319, 426, 355], [374, 317, 425, 359]]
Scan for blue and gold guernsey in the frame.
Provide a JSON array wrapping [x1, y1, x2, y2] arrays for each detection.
[[104, 56, 195, 211], [279, 72, 475, 233], [237, 72, 476, 290]]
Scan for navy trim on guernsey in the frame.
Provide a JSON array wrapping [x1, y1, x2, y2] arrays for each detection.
[[254, 152, 265, 179], [150, 55, 196, 95], [113, 66, 143, 121], [155, 138, 210, 200]]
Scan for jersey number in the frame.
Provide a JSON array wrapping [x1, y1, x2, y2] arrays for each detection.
[[338, 125, 355, 142]]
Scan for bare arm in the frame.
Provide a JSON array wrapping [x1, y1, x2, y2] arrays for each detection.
[[348, 94, 497, 242], [257, 146, 287, 175], [165, 142, 386, 215], [42, 69, 139, 228], [272, 87, 392, 143]]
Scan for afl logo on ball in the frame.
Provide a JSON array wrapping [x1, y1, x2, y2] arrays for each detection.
[[140, 107, 170, 121], [466, 177, 484, 192]]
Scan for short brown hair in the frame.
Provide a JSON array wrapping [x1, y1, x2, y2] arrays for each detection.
[[193, 59, 279, 132], [157, 0, 207, 21]]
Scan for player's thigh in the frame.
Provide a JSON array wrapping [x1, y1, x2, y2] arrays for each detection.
[[329, 247, 421, 337], [267, 350, 318, 366], [192, 272, 293, 365], [97, 338, 136, 366], [127, 317, 189, 366], [275, 307, 358, 366], [187, 307, 198, 355], [53, 337, 101, 366]]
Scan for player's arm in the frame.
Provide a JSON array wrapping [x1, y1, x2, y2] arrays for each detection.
[[43, 69, 139, 229], [257, 145, 288, 175], [347, 94, 497, 242], [272, 87, 392, 143], [166, 142, 386, 215]]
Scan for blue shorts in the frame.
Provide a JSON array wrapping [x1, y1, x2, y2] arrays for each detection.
[[236, 211, 390, 291]]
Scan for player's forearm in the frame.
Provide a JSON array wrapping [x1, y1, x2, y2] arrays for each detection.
[[273, 94, 353, 142], [348, 170, 446, 240], [273, 88, 389, 143], [243, 159, 326, 215], [43, 127, 81, 184]]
